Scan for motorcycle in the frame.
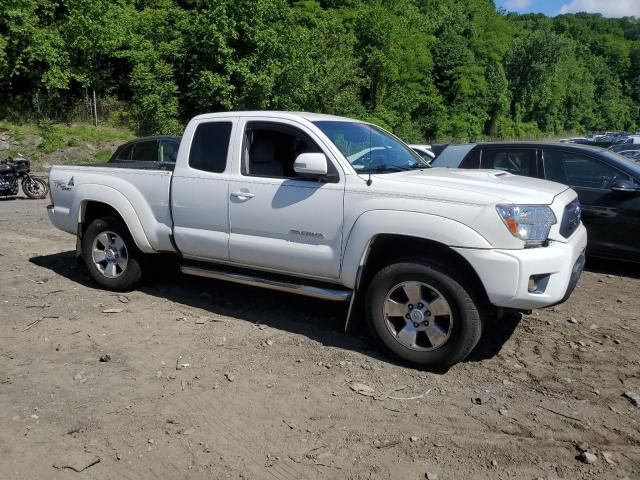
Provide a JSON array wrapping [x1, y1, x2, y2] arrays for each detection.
[[0, 154, 49, 199]]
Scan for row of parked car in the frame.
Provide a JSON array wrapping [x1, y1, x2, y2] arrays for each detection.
[[108, 132, 640, 264], [560, 131, 640, 160]]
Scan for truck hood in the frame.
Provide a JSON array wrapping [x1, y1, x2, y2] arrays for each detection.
[[377, 168, 569, 205]]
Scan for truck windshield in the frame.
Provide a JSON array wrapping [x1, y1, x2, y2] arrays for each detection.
[[313, 121, 429, 173]]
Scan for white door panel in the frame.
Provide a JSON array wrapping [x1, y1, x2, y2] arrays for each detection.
[[229, 179, 344, 279], [171, 176, 230, 260], [170, 118, 239, 261]]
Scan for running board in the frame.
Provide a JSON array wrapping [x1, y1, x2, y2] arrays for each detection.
[[180, 265, 352, 302]]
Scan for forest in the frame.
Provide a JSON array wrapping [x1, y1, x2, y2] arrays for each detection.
[[1, 0, 640, 142]]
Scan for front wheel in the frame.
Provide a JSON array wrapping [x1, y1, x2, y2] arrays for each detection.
[[82, 217, 142, 291], [22, 176, 49, 199], [365, 260, 483, 370]]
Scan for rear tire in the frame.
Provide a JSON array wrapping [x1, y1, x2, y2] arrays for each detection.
[[365, 259, 483, 370], [82, 217, 142, 291]]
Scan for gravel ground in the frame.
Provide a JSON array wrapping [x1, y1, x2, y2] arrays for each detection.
[[1, 196, 639, 480]]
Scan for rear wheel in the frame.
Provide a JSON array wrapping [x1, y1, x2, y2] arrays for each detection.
[[365, 259, 483, 370], [82, 217, 142, 291], [22, 177, 49, 199]]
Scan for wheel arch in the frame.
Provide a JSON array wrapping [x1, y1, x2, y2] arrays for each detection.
[[76, 187, 153, 253], [341, 210, 491, 288], [343, 219, 493, 332], [358, 234, 490, 307]]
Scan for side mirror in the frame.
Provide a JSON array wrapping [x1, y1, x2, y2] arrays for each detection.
[[293, 153, 328, 176], [610, 179, 640, 193]]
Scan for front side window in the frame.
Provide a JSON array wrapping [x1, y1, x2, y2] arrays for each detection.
[[242, 122, 335, 180], [481, 149, 533, 176], [131, 141, 158, 162], [544, 150, 631, 189], [189, 122, 232, 173], [313, 121, 428, 173]]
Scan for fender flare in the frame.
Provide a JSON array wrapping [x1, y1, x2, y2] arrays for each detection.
[[74, 184, 154, 253], [341, 210, 492, 289]]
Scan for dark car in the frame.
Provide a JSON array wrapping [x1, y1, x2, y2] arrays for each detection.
[[431, 142, 640, 262], [109, 136, 181, 170], [609, 143, 640, 154]]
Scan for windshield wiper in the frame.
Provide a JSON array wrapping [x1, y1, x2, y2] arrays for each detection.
[[359, 164, 426, 173]]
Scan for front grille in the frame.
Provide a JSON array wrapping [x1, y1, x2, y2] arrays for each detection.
[[560, 199, 581, 238]]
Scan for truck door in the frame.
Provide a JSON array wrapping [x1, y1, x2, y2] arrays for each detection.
[[171, 118, 238, 261], [228, 119, 345, 280]]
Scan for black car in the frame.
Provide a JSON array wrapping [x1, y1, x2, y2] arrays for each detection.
[[431, 142, 640, 262], [609, 143, 640, 154], [109, 136, 181, 169]]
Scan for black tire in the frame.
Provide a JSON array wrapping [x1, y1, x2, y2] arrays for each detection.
[[82, 216, 142, 291], [365, 259, 483, 370], [22, 177, 49, 199]]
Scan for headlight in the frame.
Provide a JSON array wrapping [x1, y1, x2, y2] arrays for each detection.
[[496, 204, 557, 247]]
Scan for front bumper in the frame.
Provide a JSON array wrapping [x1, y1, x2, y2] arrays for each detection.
[[453, 224, 587, 310]]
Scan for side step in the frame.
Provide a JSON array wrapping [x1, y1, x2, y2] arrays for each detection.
[[180, 264, 352, 302]]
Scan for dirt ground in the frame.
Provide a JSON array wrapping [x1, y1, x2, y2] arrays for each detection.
[[1, 196, 639, 480]]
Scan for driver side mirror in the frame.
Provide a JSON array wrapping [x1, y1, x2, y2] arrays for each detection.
[[610, 179, 640, 193], [293, 153, 328, 176]]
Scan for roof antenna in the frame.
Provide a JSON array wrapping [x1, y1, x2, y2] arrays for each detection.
[[366, 171, 372, 186]]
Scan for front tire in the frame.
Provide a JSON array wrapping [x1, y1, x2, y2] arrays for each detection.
[[365, 259, 483, 370], [82, 217, 142, 291], [22, 177, 49, 199]]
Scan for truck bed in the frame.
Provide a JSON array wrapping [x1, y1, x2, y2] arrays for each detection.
[[48, 165, 175, 253]]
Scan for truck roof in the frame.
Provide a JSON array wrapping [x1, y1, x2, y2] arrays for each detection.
[[191, 111, 365, 123]]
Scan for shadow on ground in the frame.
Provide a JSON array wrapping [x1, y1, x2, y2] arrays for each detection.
[[0, 196, 33, 201], [585, 256, 640, 279], [467, 310, 522, 362], [30, 250, 520, 370]]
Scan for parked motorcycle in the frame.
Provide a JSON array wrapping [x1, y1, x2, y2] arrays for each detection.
[[0, 154, 49, 199]]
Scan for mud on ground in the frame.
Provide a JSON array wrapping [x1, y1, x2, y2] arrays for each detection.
[[1, 197, 639, 479]]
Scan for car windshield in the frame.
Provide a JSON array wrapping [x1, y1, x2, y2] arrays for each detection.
[[604, 149, 640, 170], [313, 121, 429, 173]]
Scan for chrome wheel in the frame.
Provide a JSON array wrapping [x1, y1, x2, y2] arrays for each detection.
[[91, 231, 128, 278], [383, 281, 453, 351]]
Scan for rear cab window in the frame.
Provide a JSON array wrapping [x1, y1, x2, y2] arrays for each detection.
[[189, 122, 233, 173]]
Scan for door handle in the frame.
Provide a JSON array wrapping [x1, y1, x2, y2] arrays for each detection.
[[231, 191, 255, 199]]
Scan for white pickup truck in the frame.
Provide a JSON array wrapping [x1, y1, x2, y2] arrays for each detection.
[[47, 111, 587, 369]]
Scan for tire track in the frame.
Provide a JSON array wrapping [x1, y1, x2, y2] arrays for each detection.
[[179, 392, 316, 480]]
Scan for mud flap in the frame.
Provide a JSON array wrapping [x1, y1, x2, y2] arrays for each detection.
[[75, 222, 84, 263], [344, 289, 363, 333]]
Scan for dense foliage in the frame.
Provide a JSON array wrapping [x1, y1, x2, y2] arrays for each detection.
[[1, 0, 639, 141]]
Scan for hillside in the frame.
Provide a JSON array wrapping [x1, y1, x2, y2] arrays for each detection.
[[1, 1, 639, 142], [0, 122, 133, 172]]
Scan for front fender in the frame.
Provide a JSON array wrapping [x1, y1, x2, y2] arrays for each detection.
[[74, 184, 154, 253], [341, 210, 492, 288]]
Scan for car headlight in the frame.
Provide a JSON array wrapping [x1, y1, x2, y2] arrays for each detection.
[[496, 205, 557, 247]]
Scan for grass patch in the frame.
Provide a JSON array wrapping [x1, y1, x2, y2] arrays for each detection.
[[95, 149, 113, 163], [39, 123, 66, 154], [0, 120, 132, 171], [38, 122, 132, 153]]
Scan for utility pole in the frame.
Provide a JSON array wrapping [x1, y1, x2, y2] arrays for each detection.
[[92, 89, 98, 126]]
